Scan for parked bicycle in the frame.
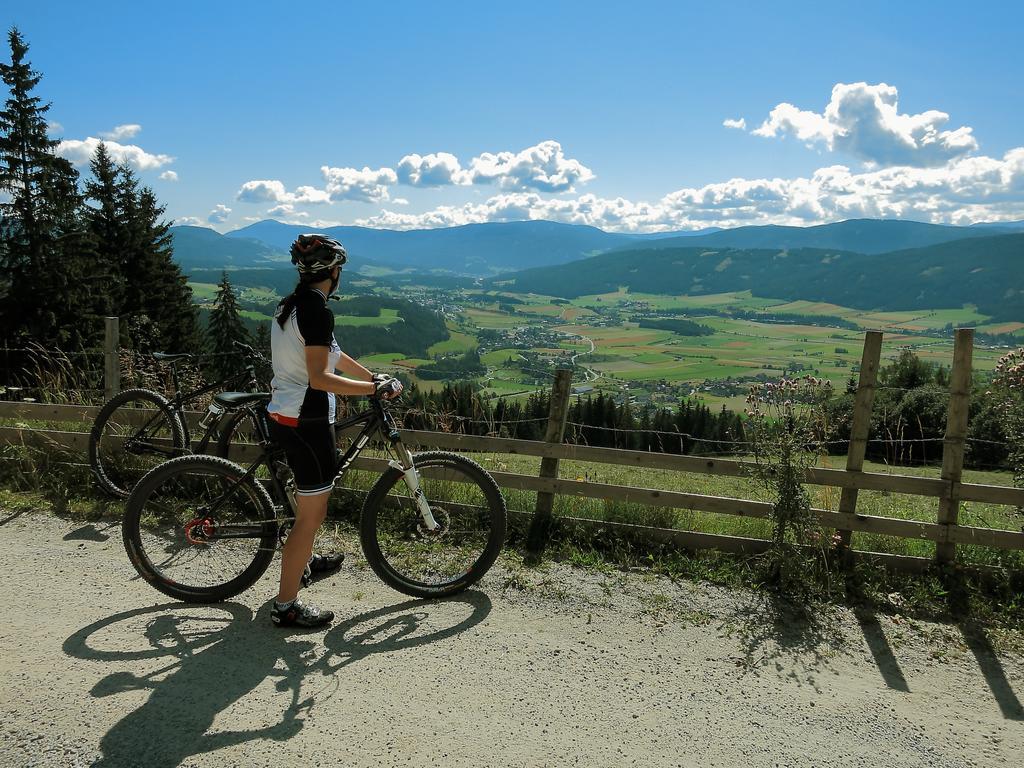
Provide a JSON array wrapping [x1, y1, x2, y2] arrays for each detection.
[[122, 394, 507, 601], [89, 342, 268, 498]]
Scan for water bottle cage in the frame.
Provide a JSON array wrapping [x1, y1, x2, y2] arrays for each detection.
[[198, 404, 225, 429]]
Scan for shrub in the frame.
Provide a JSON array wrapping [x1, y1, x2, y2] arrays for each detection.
[[744, 376, 834, 597], [989, 348, 1024, 490]]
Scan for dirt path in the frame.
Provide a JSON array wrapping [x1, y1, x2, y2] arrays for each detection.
[[1, 510, 1022, 768]]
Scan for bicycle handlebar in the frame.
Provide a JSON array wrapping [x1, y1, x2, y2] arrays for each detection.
[[231, 340, 270, 365]]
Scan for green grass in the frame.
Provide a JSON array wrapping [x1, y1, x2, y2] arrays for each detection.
[[427, 329, 478, 356], [188, 282, 219, 301], [360, 352, 405, 366], [571, 289, 781, 312], [239, 309, 273, 322], [464, 308, 525, 329], [388, 448, 1020, 568], [335, 308, 401, 327]]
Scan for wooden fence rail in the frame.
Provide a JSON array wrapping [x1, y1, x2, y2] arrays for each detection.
[[1, 330, 1023, 573]]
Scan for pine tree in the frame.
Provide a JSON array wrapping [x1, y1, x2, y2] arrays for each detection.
[[254, 321, 271, 356], [131, 184, 198, 352], [0, 28, 51, 311], [83, 142, 126, 312], [205, 271, 250, 381], [0, 28, 101, 350], [84, 148, 198, 353]]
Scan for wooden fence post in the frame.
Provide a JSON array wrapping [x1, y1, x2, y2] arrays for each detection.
[[104, 316, 120, 401], [936, 328, 974, 564], [526, 368, 573, 560], [837, 331, 883, 557]]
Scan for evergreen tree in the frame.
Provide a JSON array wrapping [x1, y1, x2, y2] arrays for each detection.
[[205, 271, 250, 381], [254, 321, 271, 357], [131, 183, 197, 351], [83, 142, 126, 311], [0, 28, 101, 350], [84, 148, 198, 353]]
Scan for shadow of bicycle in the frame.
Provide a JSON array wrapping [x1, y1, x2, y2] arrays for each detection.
[[63, 591, 492, 768]]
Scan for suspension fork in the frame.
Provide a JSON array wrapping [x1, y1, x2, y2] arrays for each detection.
[[388, 437, 440, 532]]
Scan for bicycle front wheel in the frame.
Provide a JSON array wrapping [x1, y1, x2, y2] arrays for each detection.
[[123, 455, 278, 603], [89, 388, 187, 498], [360, 451, 507, 598]]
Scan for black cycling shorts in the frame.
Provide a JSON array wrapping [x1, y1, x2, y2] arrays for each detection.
[[267, 416, 337, 496]]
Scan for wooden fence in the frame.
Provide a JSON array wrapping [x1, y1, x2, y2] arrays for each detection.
[[1, 327, 1023, 573]]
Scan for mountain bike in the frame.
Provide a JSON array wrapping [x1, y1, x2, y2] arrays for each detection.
[[122, 394, 507, 601], [89, 342, 268, 499]]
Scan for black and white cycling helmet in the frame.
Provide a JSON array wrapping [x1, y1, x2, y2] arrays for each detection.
[[290, 234, 347, 274]]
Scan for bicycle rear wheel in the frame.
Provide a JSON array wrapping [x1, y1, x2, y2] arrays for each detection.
[[213, 407, 266, 461], [360, 451, 506, 598], [123, 455, 278, 603], [89, 388, 187, 498]]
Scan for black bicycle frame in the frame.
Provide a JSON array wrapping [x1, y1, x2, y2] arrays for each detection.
[[171, 366, 260, 449], [202, 398, 401, 529], [127, 365, 259, 456]]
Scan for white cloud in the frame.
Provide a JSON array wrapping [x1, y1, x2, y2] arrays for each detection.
[[100, 124, 142, 141], [266, 203, 309, 219], [395, 141, 594, 192], [397, 152, 467, 187], [160, 170, 178, 181], [56, 137, 174, 171], [392, 198, 410, 206], [291, 185, 332, 204], [175, 216, 205, 226], [355, 147, 1024, 232], [357, 193, 655, 231], [207, 204, 232, 224], [237, 179, 288, 203], [288, 217, 344, 228], [46, 121, 63, 135], [465, 140, 595, 192], [236, 179, 331, 205], [320, 165, 397, 203], [723, 118, 746, 130], [752, 82, 979, 168]]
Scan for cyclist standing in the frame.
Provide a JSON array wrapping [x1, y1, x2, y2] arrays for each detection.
[[267, 234, 402, 628]]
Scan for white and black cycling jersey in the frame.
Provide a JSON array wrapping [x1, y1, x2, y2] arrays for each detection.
[[267, 287, 342, 423]]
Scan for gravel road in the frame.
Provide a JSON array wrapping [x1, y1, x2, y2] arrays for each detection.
[[0, 510, 1021, 768]]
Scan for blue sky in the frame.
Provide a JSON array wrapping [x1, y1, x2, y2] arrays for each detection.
[[5, 1, 1024, 232]]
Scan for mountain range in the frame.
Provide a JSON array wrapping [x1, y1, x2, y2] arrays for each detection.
[[611, 218, 1024, 255], [169, 218, 1024, 319], [500, 233, 1024, 321], [219, 219, 714, 274], [170, 225, 289, 271], [171, 217, 1024, 277]]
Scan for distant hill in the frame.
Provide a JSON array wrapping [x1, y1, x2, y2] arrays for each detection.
[[610, 218, 1019, 255], [500, 233, 1024, 321], [225, 219, 652, 274], [170, 226, 288, 272], [172, 218, 1022, 285], [971, 219, 1024, 231]]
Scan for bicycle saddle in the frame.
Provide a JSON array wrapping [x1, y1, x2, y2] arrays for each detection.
[[152, 352, 194, 362], [213, 391, 271, 409]]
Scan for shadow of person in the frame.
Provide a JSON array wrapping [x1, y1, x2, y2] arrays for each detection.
[[65, 591, 492, 768]]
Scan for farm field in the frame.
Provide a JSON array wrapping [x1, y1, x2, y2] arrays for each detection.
[[197, 275, 1020, 408], [361, 283, 1020, 407]]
